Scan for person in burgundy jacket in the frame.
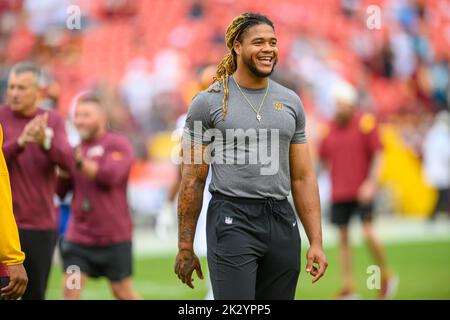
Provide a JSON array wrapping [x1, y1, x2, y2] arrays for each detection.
[[57, 94, 140, 300], [0, 62, 75, 300], [318, 82, 397, 300]]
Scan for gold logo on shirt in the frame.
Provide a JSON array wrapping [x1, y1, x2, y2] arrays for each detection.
[[274, 102, 284, 111]]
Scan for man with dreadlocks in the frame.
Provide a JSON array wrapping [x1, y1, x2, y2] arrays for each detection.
[[174, 13, 327, 299]]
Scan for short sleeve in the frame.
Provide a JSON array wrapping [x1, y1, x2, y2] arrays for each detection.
[[290, 95, 308, 144], [184, 92, 213, 145]]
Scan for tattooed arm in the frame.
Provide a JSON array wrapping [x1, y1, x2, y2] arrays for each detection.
[[174, 143, 209, 289]]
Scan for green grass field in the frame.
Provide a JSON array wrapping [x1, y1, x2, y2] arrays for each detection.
[[46, 239, 450, 300]]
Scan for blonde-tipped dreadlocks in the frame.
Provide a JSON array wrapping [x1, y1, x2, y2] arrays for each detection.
[[210, 13, 274, 120]]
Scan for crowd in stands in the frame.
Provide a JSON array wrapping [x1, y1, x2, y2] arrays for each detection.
[[0, 0, 448, 216]]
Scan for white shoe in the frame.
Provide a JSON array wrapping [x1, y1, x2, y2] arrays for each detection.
[[336, 290, 361, 300], [380, 275, 399, 300]]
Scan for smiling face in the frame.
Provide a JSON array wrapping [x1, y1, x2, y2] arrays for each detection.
[[234, 23, 278, 78]]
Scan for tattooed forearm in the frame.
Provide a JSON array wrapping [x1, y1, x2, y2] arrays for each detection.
[[177, 162, 209, 250]]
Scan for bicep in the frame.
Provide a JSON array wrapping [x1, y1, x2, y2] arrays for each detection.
[[289, 143, 315, 182], [290, 96, 307, 144], [180, 143, 209, 183]]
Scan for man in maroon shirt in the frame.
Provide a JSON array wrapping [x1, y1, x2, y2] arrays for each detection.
[[57, 95, 140, 300], [0, 62, 75, 300], [319, 83, 397, 299]]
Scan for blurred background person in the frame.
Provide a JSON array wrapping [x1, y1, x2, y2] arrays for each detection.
[[57, 94, 140, 300], [0, 61, 74, 300], [0, 124, 28, 300], [318, 81, 397, 299], [422, 110, 450, 221]]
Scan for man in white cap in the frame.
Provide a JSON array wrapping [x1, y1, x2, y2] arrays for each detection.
[[318, 81, 398, 299]]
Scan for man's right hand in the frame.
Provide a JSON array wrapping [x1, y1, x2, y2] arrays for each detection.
[[17, 113, 48, 147], [1, 264, 28, 300], [17, 121, 37, 147], [174, 249, 203, 289]]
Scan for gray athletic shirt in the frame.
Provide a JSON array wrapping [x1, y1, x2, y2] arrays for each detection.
[[184, 76, 307, 199]]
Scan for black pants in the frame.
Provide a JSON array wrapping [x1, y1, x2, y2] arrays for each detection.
[[1, 277, 9, 300], [19, 229, 58, 300], [206, 192, 301, 300]]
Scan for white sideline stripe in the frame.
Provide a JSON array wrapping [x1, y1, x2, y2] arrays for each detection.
[[130, 215, 450, 257]]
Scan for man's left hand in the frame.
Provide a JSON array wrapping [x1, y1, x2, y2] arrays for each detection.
[[305, 245, 328, 283], [358, 179, 377, 205]]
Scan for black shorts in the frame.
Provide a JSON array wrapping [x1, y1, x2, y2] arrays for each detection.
[[331, 201, 373, 226], [60, 240, 133, 282], [207, 192, 301, 300]]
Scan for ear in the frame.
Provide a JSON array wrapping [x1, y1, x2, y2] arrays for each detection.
[[233, 41, 242, 56], [37, 87, 45, 99]]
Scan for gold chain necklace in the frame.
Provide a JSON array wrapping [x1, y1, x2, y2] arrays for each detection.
[[233, 76, 270, 122]]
